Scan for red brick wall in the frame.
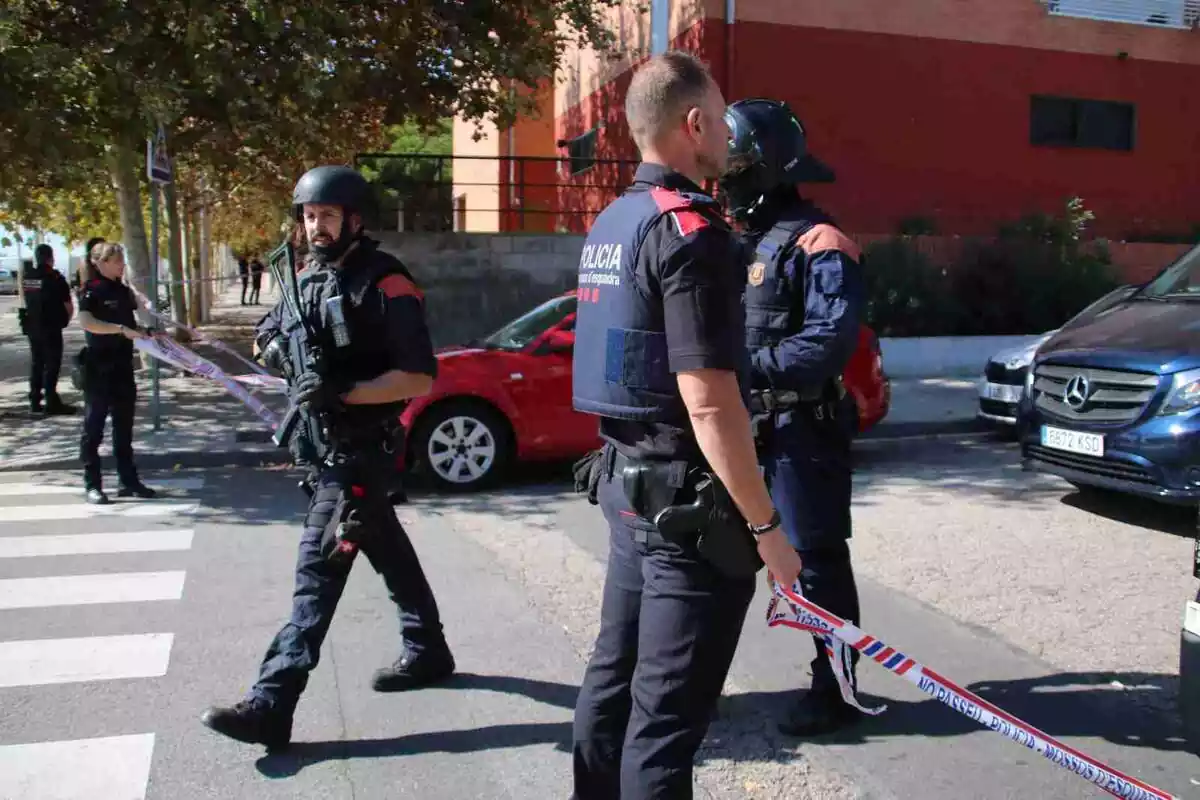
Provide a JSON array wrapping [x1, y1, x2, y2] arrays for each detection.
[[555, 19, 1200, 240]]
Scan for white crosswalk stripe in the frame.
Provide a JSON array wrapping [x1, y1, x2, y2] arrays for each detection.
[[0, 733, 156, 800], [0, 471, 205, 800], [0, 502, 199, 524], [0, 530, 194, 558]]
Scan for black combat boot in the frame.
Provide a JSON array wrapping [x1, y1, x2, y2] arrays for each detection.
[[44, 395, 77, 415], [777, 690, 863, 737], [118, 482, 158, 499], [200, 698, 293, 750], [372, 645, 456, 692]]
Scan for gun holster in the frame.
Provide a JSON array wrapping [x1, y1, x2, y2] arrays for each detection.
[[652, 471, 764, 580], [616, 455, 688, 521]]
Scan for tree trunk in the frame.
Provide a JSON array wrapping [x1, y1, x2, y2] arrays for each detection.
[[199, 203, 212, 323], [163, 180, 190, 341], [105, 142, 151, 324], [185, 205, 202, 327], [105, 140, 153, 369]]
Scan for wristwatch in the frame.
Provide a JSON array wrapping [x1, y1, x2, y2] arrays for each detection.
[[748, 510, 782, 536]]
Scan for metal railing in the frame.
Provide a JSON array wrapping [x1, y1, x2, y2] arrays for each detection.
[[1042, 0, 1200, 28], [353, 153, 641, 234]]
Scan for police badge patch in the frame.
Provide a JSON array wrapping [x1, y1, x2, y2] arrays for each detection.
[[748, 262, 766, 286]]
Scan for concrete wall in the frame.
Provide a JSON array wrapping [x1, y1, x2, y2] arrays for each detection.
[[374, 232, 582, 347]]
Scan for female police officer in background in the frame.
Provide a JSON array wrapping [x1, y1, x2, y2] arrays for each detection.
[[76, 241, 157, 505]]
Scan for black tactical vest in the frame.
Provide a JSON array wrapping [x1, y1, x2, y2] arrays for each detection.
[[281, 238, 416, 460]]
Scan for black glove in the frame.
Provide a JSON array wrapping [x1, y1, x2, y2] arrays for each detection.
[[572, 448, 606, 505], [293, 370, 342, 413]]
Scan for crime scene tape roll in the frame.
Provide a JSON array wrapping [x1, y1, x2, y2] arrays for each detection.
[[767, 581, 1179, 800]]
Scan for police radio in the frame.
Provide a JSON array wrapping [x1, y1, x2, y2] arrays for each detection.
[[325, 296, 350, 348]]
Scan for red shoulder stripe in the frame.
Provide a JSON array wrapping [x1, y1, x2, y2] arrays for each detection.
[[378, 273, 423, 301], [650, 187, 690, 213], [670, 210, 710, 237]]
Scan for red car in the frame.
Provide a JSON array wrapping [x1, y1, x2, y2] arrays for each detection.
[[399, 293, 890, 491]]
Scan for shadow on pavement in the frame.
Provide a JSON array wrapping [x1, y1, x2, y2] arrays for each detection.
[[1060, 488, 1196, 538], [723, 669, 1190, 755], [254, 671, 578, 778], [254, 721, 572, 778]]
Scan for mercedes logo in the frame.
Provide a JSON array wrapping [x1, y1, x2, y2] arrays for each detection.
[[1064, 374, 1091, 410]]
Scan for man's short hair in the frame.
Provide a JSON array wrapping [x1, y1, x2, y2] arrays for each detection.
[[624, 50, 714, 151], [34, 244, 53, 265]]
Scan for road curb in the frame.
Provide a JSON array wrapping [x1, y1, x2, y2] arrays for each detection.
[[0, 447, 293, 473], [859, 418, 996, 442]]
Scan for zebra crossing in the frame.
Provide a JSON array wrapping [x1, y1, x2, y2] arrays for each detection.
[[0, 471, 203, 800]]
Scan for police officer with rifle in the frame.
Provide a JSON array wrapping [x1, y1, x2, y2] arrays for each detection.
[[720, 98, 867, 736], [201, 166, 454, 750], [569, 52, 803, 799]]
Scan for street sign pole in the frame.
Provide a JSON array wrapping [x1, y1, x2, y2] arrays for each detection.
[[148, 183, 161, 431], [146, 125, 172, 432]]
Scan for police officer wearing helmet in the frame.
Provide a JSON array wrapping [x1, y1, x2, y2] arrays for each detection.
[[570, 52, 802, 798], [720, 98, 867, 736], [201, 165, 453, 750], [20, 244, 75, 415]]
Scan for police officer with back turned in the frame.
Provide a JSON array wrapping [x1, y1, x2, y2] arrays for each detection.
[[720, 98, 867, 736], [201, 166, 454, 750], [20, 244, 75, 415], [570, 52, 803, 799]]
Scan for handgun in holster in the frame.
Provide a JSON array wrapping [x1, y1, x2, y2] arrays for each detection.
[[652, 471, 764, 580]]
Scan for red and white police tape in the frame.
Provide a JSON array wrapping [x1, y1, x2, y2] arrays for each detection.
[[767, 580, 1179, 800], [132, 336, 282, 429]]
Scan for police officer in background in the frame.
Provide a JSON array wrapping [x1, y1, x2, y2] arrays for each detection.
[[201, 166, 453, 750], [570, 52, 803, 799], [76, 242, 157, 504], [720, 98, 867, 736], [20, 244, 75, 415]]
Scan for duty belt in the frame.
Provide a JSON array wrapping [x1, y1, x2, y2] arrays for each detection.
[[748, 377, 847, 414]]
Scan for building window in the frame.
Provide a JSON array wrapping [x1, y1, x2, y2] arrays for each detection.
[[651, 0, 669, 54], [566, 128, 599, 175], [1030, 96, 1135, 151], [1042, 0, 1199, 29]]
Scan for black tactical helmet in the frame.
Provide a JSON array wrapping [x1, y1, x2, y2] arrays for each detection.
[[720, 98, 834, 222], [291, 165, 371, 221], [292, 165, 372, 262]]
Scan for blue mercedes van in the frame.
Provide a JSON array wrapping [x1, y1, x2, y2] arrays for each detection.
[[1019, 243, 1200, 504]]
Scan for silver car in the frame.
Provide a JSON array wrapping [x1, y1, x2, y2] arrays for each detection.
[[978, 332, 1056, 426]]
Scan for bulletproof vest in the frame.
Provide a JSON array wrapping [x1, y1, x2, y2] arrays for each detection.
[[572, 186, 724, 424], [20, 265, 50, 329], [281, 239, 415, 457], [744, 216, 810, 351]]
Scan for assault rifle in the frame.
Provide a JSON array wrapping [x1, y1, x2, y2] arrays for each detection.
[[265, 240, 335, 450]]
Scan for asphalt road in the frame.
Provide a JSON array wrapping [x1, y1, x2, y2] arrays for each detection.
[[0, 435, 1195, 799]]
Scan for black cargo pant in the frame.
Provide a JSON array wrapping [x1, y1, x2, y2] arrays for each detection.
[[763, 400, 860, 699], [80, 361, 139, 491], [28, 328, 64, 407], [251, 456, 447, 714], [572, 476, 756, 800]]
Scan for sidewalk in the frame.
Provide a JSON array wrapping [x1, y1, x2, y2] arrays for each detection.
[[0, 283, 288, 473], [0, 282, 987, 472]]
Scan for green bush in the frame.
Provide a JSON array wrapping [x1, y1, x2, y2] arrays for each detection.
[[862, 198, 1122, 337]]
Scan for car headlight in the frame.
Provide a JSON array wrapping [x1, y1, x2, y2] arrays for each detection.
[[1160, 368, 1200, 416]]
